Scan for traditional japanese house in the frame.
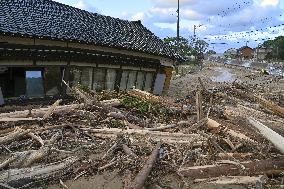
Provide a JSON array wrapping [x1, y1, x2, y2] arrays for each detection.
[[238, 46, 253, 59], [0, 0, 180, 99]]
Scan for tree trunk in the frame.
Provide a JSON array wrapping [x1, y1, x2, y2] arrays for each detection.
[[128, 142, 161, 189]]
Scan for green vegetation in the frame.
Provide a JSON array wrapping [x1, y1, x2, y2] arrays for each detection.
[[262, 36, 284, 60], [122, 96, 168, 121], [163, 36, 209, 64], [206, 50, 217, 55], [163, 36, 193, 59]]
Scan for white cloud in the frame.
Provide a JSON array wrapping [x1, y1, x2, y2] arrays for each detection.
[[260, 0, 279, 7], [73, 0, 86, 10], [153, 0, 197, 7], [182, 9, 202, 20], [132, 12, 146, 21]]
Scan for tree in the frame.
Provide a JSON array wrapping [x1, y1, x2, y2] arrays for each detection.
[[163, 36, 193, 60], [262, 36, 284, 60], [189, 37, 209, 60], [206, 50, 217, 55]]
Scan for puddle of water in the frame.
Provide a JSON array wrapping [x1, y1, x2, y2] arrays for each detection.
[[210, 67, 236, 83], [221, 60, 284, 77], [267, 64, 284, 77]]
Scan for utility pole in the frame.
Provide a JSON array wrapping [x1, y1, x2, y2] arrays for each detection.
[[193, 24, 202, 40], [177, 0, 180, 45], [193, 25, 196, 39]]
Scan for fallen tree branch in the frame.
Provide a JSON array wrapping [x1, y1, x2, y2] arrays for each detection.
[[122, 144, 138, 158], [128, 142, 161, 189], [27, 133, 45, 146]]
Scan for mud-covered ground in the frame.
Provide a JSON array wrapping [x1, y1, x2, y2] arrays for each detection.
[[168, 62, 284, 101], [168, 61, 284, 136]]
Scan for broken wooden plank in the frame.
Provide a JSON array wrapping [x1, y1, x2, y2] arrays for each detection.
[[83, 128, 205, 145], [178, 157, 284, 179], [0, 157, 79, 188], [248, 117, 284, 154], [128, 142, 161, 189]]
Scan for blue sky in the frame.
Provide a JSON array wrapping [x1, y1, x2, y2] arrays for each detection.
[[54, 0, 284, 53]]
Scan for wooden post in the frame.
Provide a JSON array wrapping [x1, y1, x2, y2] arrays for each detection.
[[196, 90, 203, 121]]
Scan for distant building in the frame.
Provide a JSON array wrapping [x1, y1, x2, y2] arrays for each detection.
[[0, 0, 181, 98], [254, 46, 273, 61], [224, 48, 238, 58], [238, 46, 253, 59]]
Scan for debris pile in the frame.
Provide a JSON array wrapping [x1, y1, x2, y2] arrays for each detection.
[[0, 82, 283, 189]]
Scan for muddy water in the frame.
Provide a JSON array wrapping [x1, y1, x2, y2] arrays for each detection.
[[210, 67, 237, 83], [225, 60, 284, 77]]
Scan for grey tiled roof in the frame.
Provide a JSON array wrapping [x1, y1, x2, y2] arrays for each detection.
[[0, 0, 180, 60]]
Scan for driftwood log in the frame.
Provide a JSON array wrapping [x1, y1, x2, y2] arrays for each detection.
[[43, 99, 62, 120], [0, 127, 31, 145], [248, 117, 284, 154], [0, 157, 79, 188], [194, 175, 267, 185], [83, 128, 205, 145], [128, 89, 179, 110], [178, 157, 284, 179], [232, 88, 284, 117], [206, 117, 257, 144], [1, 134, 59, 169], [128, 142, 161, 189], [122, 144, 138, 158], [0, 104, 83, 119]]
